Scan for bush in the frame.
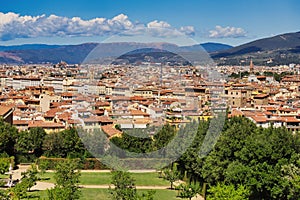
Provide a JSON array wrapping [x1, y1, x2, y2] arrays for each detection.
[[37, 157, 109, 170]]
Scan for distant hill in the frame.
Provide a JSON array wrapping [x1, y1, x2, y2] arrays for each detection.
[[5, 43, 98, 64], [111, 48, 192, 66], [0, 44, 61, 51], [180, 42, 233, 53], [0, 42, 232, 64], [2, 31, 300, 65], [212, 31, 300, 65]]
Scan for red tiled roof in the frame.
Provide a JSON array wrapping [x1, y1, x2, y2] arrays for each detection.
[[0, 106, 13, 116], [101, 124, 122, 137], [13, 120, 29, 125], [28, 121, 65, 128]]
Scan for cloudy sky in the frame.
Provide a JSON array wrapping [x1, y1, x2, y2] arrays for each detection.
[[0, 0, 299, 46]]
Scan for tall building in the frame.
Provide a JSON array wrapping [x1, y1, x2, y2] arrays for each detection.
[[249, 59, 254, 74]]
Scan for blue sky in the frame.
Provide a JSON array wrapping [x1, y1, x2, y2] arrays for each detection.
[[0, 0, 299, 46]]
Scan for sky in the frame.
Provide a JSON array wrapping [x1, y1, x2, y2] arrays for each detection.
[[0, 0, 299, 46]]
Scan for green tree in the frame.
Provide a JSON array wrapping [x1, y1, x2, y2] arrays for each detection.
[[0, 189, 10, 200], [16, 128, 46, 161], [0, 119, 18, 156], [0, 157, 11, 174], [163, 164, 180, 190], [47, 159, 81, 200], [177, 183, 201, 200], [110, 171, 137, 200], [43, 128, 86, 158], [110, 171, 156, 200], [207, 183, 250, 200], [8, 164, 39, 199], [20, 164, 38, 192]]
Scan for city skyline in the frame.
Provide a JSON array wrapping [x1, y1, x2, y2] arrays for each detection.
[[0, 0, 299, 46]]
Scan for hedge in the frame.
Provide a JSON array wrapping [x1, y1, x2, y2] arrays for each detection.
[[37, 157, 109, 170], [37, 157, 170, 170]]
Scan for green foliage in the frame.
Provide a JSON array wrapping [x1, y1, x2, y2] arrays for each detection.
[[78, 128, 108, 158], [20, 164, 38, 191], [175, 116, 300, 199], [15, 128, 46, 162], [43, 128, 87, 158], [16, 128, 46, 156], [48, 159, 81, 200], [207, 183, 250, 200], [162, 164, 180, 189], [0, 119, 18, 156], [0, 157, 12, 174], [110, 171, 137, 200], [110, 171, 156, 200], [8, 164, 39, 199], [177, 183, 201, 200], [0, 189, 10, 200], [110, 124, 176, 156]]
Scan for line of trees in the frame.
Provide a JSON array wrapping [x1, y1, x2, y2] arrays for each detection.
[[1, 113, 300, 199]]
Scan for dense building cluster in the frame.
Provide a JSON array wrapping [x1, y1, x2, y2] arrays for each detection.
[[0, 61, 299, 136]]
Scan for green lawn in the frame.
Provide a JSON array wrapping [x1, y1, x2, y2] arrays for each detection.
[[39, 172, 170, 186], [28, 188, 179, 200]]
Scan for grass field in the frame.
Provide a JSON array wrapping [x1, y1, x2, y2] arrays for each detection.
[[27, 188, 179, 200], [19, 171, 179, 199], [38, 172, 170, 186]]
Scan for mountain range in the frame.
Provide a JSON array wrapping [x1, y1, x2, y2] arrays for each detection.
[[0, 31, 300, 65], [212, 31, 300, 65]]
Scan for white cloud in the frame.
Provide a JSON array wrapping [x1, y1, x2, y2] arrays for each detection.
[[147, 20, 171, 29], [179, 26, 195, 36], [209, 25, 246, 38], [0, 12, 195, 41]]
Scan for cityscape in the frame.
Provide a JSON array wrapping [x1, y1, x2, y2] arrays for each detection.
[[0, 0, 300, 200]]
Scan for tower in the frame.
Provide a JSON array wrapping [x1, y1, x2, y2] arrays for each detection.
[[249, 59, 254, 74]]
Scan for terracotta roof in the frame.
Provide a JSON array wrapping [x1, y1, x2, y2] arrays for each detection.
[[45, 108, 65, 118], [13, 120, 29, 125], [95, 101, 110, 107], [61, 92, 74, 97], [101, 124, 122, 137], [130, 110, 150, 116], [229, 109, 244, 118], [280, 117, 300, 123], [28, 121, 65, 128], [250, 115, 268, 123], [254, 94, 269, 99], [0, 106, 13, 116], [84, 116, 113, 123], [67, 119, 81, 124]]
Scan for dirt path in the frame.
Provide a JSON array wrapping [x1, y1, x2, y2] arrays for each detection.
[[13, 166, 204, 199], [12, 165, 31, 180]]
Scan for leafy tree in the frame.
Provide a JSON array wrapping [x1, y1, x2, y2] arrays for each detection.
[[0, 189, 10, 200], [281, 161, 300, 199], [78, 128, 108, 158], [177, 183, 201, 200], [0, 157, 11, 174], [16, 128, 46, 161], [20, 164, 38, 192], [207, 183, 250, 200], [163, 164, 180, 189], [43, 128, 87, 158], [47, 159, 81, 200], [8, 164, 39, 199], [110, 171, 137, 200], [0, 119, 18, 156], [110, 171, 156, 200]]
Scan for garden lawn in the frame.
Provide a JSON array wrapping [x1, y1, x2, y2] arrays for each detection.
[[24, 188, 179, 200], [39, 172, 170, 186]]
